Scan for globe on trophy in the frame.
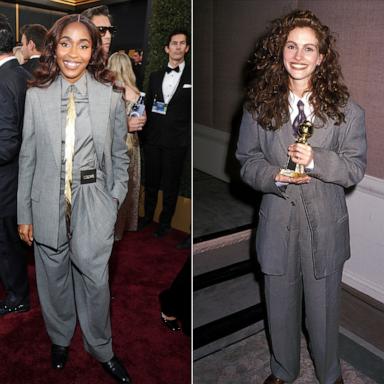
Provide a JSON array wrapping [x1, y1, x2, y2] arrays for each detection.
[[280, 120, 314, 178]]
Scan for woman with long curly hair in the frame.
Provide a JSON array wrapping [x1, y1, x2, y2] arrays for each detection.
[[107, 51, 146, 238], [17, 14, 132, 383], [236, 10, 367, 384]]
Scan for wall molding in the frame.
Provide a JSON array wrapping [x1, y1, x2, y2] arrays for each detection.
[[194, 124, 384, 303]]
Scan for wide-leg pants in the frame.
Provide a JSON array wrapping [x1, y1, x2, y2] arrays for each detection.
[[34, 172, 117, 362], [264, 197, 343, 384]]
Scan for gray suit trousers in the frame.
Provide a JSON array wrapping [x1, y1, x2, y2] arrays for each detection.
[[34, 172, 117, 362], [264, 191, 342, 384]]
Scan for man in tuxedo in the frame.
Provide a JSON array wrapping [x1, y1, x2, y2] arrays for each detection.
[[142, 30, 191, 237], [0, 15, 30, 316], [20, 23, 47, 74]]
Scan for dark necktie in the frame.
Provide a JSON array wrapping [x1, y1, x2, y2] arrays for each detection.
[[292, 100, 306, 136], [166, 66, 179, 73]]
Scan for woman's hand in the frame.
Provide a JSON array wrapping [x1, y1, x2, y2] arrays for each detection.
[[275, 172, 311, 184], [127, 112, 147, 133], [288, 143, 313, 167], [18, 224, 34, 246]]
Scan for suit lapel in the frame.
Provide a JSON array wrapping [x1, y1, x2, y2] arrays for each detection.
[[277, 115, 333, 152], [157, 70, 166, 101], [276, 120, 295, 155], [86, 72, 112, 165], [308, 116, 333, 147], [169, 65, 190, 103], [42, 79, 62, 169]]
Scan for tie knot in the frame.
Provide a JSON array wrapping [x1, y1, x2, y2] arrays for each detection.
[[297, 100, 304, 111]]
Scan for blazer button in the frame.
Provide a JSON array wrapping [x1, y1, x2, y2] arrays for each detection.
[[291, 201, 296, 206]]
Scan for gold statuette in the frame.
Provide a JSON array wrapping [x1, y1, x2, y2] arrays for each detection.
[[280, 120, 313, 178]]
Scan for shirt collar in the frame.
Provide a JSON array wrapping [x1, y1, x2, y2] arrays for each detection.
[[288, 90, 311, 110], [29, 55, 40, 59], [61, 72, 87, 97], [167, 60, 185, 72], [0, 56, 17, 68]]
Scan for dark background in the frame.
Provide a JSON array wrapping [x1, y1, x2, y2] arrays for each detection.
[[0, 0, 148, 52]]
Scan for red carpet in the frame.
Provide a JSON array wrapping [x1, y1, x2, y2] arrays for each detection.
[[0, 224, 191, 384]]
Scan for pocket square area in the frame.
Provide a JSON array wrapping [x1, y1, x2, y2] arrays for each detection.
[[183, 84, 192, 88]]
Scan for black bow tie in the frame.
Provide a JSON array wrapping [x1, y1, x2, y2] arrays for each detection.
[[166, 66, 179, 73]]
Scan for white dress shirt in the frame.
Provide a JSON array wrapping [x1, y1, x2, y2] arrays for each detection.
[[288, 91, 315, 170], [288, 91, 314, 125], [276, 91, 315, 187], [162, 61, 185, 104]]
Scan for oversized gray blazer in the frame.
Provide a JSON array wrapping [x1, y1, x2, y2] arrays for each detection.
[[236, 99, 367, 278], [17, 72, 129, 250]]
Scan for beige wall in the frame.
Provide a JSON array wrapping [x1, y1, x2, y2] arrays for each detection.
[[194, 0, 384, 178]]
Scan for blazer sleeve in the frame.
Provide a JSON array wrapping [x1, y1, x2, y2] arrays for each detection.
[[17, 89, 36, 224], [236, 109, 285, 196], [110, 92, 129, 207], [309, 102, 367, 188], [0, 83, 22, 165]]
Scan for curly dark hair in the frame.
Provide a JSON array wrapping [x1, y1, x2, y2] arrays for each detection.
[[246, 9, 349, 130], [29, 14, 114, 88]]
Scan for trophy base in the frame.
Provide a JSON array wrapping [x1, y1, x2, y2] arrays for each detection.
[[279, 168, 305, 178]]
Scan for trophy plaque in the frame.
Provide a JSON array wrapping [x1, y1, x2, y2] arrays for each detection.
[[280, 120, 313, 178]]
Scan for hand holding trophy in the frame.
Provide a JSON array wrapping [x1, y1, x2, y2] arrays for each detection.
[[280, 120, 314, 178]]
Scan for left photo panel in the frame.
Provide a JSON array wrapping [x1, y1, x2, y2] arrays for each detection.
[[0, 1, 191, 383]]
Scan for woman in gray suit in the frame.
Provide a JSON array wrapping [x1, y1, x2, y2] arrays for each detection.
[[17, 15, 131, 383], [236, 10, 367, 384]]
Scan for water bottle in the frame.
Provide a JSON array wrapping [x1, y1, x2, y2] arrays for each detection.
[[129, 92, 145, 117]]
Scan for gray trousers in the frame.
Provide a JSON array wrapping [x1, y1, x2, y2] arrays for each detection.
[[34, 172, 117, 362], [264, 196, 342, 384]]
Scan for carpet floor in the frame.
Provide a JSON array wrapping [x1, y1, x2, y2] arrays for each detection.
[[0, 224, 190, 384], [194, 330, 378, 384]]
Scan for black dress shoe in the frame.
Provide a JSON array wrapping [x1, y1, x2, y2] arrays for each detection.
[[51, 344, 69, 369], [161, 313, 181, 331], [102, 356, 132, 383], [0, 301, 30, 316], [153, 226, 171, 238]]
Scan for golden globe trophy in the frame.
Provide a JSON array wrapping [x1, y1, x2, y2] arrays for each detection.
[[280, 120, 314, 178]]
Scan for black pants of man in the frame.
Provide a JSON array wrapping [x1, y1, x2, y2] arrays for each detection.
[[0, 215, 29, 305], [159, 256, 191, 335], [143, 144, 187, 229]]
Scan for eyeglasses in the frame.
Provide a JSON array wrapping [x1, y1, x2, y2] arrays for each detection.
[[97, 26, 117, 36]]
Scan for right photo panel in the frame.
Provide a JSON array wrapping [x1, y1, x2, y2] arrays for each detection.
[[193, 1, 384, 384]]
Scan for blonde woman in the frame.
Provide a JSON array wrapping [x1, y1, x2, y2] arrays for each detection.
[[13, 46, 25, 65], [108, 51, 146, 238]]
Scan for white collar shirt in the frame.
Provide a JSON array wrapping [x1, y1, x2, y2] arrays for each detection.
[[288, 91, 315, 170], [0, 56, 17, 68], [288, 91, 314, 124], [162, 60, 185, 104]]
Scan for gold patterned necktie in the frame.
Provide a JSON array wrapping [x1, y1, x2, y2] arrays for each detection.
[[64, 90, 76, 234]]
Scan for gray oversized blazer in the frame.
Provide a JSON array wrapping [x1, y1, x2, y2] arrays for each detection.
[[17, 71, 129, 250], [236, 99, 367, 278]]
